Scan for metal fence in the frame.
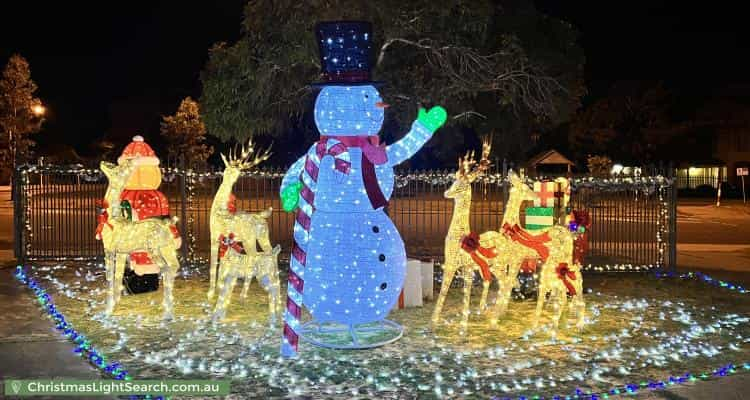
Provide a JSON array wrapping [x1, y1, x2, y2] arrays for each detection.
[[14, 164, 677, 271]]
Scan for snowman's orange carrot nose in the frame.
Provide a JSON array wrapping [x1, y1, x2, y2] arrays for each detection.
[[375, 101, 389, 109]]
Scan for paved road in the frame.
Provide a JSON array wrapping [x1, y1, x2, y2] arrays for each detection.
[[677, 199, 750, 271]]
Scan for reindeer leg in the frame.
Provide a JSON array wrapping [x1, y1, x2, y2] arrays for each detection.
[[160, 249, 180, 321], [269, 257, 281, 325], [241, 257, 253, 300], [574, 271, 585, 331], [488, 260, 507, 326], [493, 259, 517, 322], [533, 281, 546, 330], [213, 273, 237, 323], [552, 286, 567, 336], [208, 235, 218, 300], [431, 264, 456, 327], [479, 278, 490, 314], [266, 267, 279, 326], [460, 267, 472, 334], [113, 253, 128, 305], [105, 252, 115, 315]]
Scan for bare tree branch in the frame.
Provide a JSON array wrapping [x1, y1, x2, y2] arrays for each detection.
[[377, 36, 566, 120]]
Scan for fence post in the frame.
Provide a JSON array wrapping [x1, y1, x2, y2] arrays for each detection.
[[669, 163, 678, 272], [179, 164, 189, 262], [12, 166, 22, 263]]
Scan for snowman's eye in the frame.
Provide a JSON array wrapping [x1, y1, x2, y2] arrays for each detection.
[[364, 94, 369, 99]]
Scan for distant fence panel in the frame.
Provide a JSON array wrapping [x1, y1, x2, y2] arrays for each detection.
[[19, 170, 106, 260], [16, 165, 676, 272], [570, 186, 672, 269]]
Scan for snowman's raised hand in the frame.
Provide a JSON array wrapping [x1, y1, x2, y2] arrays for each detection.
[[280, 181, 303, 213], [417, 106, 448, 134]]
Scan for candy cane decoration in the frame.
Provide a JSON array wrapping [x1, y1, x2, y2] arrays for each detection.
[[281, 138, 351, 357]]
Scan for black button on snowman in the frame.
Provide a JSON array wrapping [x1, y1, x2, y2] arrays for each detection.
[[280, 21, 447, 356]]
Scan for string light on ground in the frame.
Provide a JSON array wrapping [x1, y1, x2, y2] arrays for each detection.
[[13, 262, 750, 400]]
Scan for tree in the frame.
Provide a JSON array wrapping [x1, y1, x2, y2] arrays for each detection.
[[0, 54, 44, 181], [569, 81, 674, 163], [200, 0, 585, 166], [159, 97, 213, 169], [586, 155, 613, 178]]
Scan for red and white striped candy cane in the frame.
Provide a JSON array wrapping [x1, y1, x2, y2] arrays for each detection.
[[281, 138, 350, 357]]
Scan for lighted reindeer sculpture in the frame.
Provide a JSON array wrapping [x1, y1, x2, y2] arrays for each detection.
[[209, 141, 279, 322], [485, 171, 548, 323], [98, 161, 182, 320], [490, 172, 585, 333], [213, 244, 281, 323], [431, 139, 499, 332], [531, 215, 585, 333]]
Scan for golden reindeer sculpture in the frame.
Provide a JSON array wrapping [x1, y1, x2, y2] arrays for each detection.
[[431, 139, 499, 333], [532, 218, 585, 333], [488, 172, 585, 332], [213, 244, 282, 323], [483, 171, 546, 324], [208, 140, 273, 301], [98, 161, 181, 320]]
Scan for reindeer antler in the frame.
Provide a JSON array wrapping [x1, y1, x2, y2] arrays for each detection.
[[457, 137, 492, 182], [221, 139, 272, 170]]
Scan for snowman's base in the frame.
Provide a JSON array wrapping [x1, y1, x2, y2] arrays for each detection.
[[299, 319, 403, 350]]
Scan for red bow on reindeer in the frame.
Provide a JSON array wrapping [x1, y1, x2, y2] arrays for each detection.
[[555, 263, 577, 296], [94, 199, 112, 240], [502, 223, 551, 262], [218, 233, 246, 259], [460, 232, 498, 281]]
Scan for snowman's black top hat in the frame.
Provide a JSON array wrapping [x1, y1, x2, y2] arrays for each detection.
[[313, 21, 382, 87]]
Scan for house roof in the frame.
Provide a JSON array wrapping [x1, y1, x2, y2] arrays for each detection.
[[526, 149, 575, 167]]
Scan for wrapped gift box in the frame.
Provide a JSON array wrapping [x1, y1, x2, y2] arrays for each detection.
[[533, 181, 561, 208], [525, 206, 554, 230]]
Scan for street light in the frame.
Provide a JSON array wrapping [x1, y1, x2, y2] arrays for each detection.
[[32, 104, 45, 117], [611, 163, 624, 176]]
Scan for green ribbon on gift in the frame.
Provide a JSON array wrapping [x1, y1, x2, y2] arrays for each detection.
[[120, 200, 133, 220], [525, 206, 554, 230]]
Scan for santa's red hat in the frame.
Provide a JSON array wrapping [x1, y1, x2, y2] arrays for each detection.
[[117, 135, 160, 166]]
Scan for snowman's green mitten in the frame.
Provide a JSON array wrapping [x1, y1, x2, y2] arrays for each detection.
[[281, 181, 303, 213], [417, 106, 448, 134]]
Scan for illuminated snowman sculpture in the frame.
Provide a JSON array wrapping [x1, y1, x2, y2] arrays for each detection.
[[280, 21, 446, 357]]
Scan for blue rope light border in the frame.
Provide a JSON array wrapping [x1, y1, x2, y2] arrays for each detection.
[[14, 266, 166, 400], [15, 265, 749, 400]]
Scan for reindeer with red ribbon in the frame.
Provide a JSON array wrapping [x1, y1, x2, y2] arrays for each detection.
[[531, 226, 585, 333], [497, 172, 585, 333], [209, 141, 279, 322], [431, 139, 499, 332]]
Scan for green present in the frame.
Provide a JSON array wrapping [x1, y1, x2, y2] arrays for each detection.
[[525, 207, 554, 230]]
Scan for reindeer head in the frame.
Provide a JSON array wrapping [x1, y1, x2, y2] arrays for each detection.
[[100, 160, 135, 191], [445, 138, 491, 199], [507, 170, 537, 203], [220, 139, 272, 185]]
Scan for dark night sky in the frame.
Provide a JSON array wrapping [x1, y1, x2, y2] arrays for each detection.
[[1, 1, 747, 156]]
